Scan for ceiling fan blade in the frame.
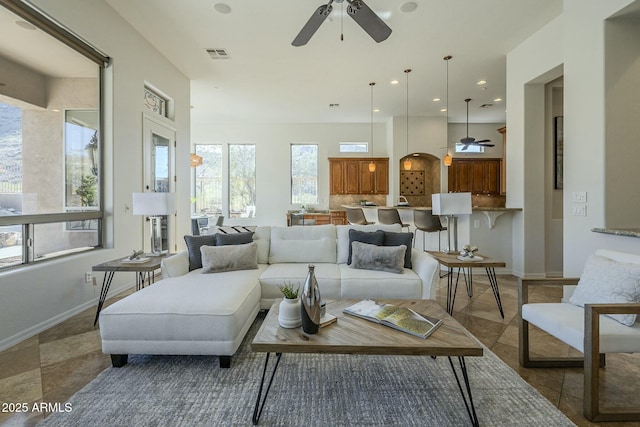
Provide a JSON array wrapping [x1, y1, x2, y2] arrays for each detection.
[[460, 136, 476, 145], [292, 4, 333, 47], [460, 144, 470, 151], [346, 0, 392, 43], [474, 139, 491, 144], [478, 142, 495, 147]]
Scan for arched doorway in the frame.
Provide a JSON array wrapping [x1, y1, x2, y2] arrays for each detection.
[[399, 153, 441, 207]]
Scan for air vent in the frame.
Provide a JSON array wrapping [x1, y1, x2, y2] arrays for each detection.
[[479, 103, 493, 108], [329, 103, 340, 108], [206, 48, 230, 59]]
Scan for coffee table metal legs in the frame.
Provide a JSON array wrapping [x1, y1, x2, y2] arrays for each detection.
[[252, 352, 282, 425], [448, 356, 480, 427], [93, 271, 115, 326], [445, 267, 504, 319]]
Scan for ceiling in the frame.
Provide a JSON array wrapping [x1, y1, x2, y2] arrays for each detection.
[[1, 1, 563, 125]]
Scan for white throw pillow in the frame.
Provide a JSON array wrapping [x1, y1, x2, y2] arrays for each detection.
[[569, 254, 640, 326]]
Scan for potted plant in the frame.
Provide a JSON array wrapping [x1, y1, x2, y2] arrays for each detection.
[[278, 282, 302, 328]]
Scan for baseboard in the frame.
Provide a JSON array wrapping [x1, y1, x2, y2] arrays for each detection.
[[0, 282, 135, 352]]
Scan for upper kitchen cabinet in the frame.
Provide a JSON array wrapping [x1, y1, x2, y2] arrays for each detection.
[[448, 158, 502, 195], [329, 157, 389, 195]]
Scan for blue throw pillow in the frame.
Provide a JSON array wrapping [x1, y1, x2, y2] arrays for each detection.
[[184, 234, 216, 271], [383, 231, 413, 269], [347, 229, 385, 265]]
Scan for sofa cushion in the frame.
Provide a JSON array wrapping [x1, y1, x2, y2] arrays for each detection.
[[336, 224, 402, 264], [253, 226, 271, 264], [100, 266, 265, 349], [269, 225, 337, 264], [201, 242, 258, 273], [259, 263, 341, 301], [215, 231, 254, 246], [184, 234, 216, 271], [339, 264, 422, 300], [350, 241, 405, 274], [569, 254, 640, 326], [383, 231, 413, 269], [522, 302, 640, 353], [347, 229, 385, 264]]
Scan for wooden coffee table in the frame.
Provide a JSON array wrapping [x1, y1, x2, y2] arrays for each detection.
[[427, 251, 506, 318], [251, 299, 483, 426]]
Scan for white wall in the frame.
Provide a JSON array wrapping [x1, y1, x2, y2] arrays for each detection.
[[0, 0, 190, 350], [191, 122, 387, 226], [507, 0, 640, 278]]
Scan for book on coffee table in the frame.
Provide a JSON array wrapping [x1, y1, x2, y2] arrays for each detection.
[[344, 299, 443, 339]]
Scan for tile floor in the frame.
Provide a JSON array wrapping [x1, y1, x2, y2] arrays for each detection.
[[1, 273, 639, 426]]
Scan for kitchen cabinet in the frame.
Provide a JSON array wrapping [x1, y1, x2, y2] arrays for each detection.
[[329, 157, 389, 195], [448, 159, 502, 195], [330, 210, 346, 225]]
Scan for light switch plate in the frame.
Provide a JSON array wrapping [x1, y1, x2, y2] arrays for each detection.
[[572, 205, 586, 216], [572, 192, 587, 203]]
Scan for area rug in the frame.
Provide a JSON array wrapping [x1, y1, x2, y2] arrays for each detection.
[[39, 316, 574, 427]]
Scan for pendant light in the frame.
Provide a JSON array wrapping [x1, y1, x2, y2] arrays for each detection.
[[368, 82, 376, 172], [403, 68, 412, 170], [443, 55, 453, 167]]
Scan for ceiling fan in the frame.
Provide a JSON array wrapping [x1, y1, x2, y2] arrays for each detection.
[[459, 98, 494, 151], [292, 0, 392, 47]]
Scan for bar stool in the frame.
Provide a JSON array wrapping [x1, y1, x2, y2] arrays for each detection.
[[377, 208, 410, 231], [345, 207, 375, 225], [413, 209, 447, 251]]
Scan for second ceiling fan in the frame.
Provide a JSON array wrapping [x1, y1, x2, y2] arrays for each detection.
[[459, 98, 494, 151]]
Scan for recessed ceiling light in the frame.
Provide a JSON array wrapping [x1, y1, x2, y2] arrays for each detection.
[[493, 97, 503, 102], [213, 3, 231, 14], [440, 108, 447, 112], [390, 80, 399, 85], [15, 20, 36, 30], [432, 98, 440, 102], [400, 2, 418, 13], [477, 80, 487, 85], [373, 109, 380, 112]]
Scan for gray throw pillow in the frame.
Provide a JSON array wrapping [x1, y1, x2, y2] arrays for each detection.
[[348, 229, 385, 265], [201, 242, 258, 273], [350, 241, 406, 274], [184, 234, 216, 271], [215, 231, 254, 246], [383, 231, 413, 269]]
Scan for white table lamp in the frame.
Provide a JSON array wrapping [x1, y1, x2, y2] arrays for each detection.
[[432, 192, 472, 253], [133, 192, 176, 255]]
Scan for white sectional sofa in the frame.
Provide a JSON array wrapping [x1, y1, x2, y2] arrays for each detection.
[[99, 224, 439, 368]]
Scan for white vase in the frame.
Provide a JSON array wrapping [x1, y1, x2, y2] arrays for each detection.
[[279, 298, 302, 328]]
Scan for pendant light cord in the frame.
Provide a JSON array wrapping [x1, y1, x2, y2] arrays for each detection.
[[370, 82, 375, 157], [404, 69, 411, 157]]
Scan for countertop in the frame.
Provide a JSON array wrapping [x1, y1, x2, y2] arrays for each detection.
[[343, 204, 521, 212], [592, 228, 640, 238]]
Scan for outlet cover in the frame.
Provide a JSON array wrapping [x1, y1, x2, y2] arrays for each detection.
[[572, 205, 586, 216], [473, 220, 481, 228], [572, 192, 587, 203]]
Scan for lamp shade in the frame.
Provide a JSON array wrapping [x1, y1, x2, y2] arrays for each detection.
[[431, 192, 472, 215], [132, 192, 176, 216]]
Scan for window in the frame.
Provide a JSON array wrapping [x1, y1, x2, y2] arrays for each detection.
[[143, 87, 166, 117], [291, 144, 318, 205], [229, 144, 256, 219], [339, 142, 368, 153], [455, 144, 484, 153], [193, 144, 222, 215], [0, 2, 107, 270]]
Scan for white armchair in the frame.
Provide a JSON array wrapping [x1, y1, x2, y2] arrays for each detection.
[[518, 249, 640, 422]]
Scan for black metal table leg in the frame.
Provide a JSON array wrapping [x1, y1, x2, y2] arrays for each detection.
[[93, 271, 115, 326], [252, 352, 282, 425], [446, 267, 463, 315], [485, 267, 504, 318], [448, 356, 480, 427], [462, 267, 473, 297]]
